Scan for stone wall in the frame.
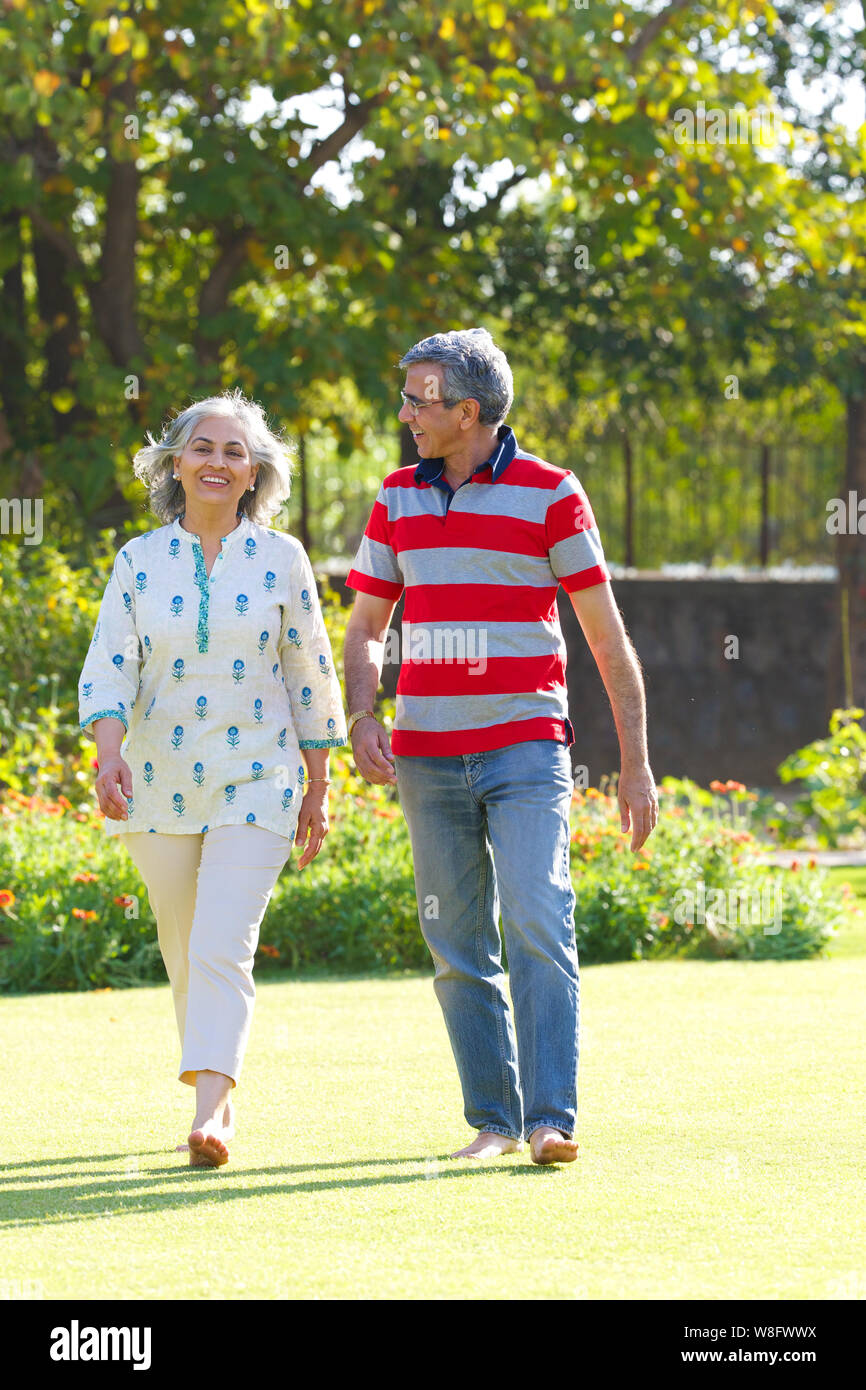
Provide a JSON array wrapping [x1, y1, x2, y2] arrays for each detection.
[[329, 575, 838, 788]]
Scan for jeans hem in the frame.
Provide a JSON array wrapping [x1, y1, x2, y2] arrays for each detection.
[[474, 1124, 522, 1141], [524, 1120, 575, 1141]]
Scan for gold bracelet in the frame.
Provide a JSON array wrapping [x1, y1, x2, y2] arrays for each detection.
[[307, 777, 330, 783]]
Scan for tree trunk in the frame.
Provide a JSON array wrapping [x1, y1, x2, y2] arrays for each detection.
[[623, 429, 634, 568], [0, 215, 31, 455], [759, 442, 771, 567], [297, 432, 311, 553]]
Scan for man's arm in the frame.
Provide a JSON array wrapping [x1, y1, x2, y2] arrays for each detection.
[[567, 583, 658, 850], [344, 591, 399, 785]]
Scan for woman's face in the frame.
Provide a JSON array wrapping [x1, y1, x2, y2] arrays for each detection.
[[174, 415, 258, 514]]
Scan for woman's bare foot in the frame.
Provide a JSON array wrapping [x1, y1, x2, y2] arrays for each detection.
[[451, 1131, 522, 1159], [188, 1120, 229, 1167], [529, 1126, 579, 1165], [176, 1097, 233, 1152], [185, 1069, 234, 1167]]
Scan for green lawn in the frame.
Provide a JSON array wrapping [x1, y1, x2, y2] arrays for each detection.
[[2, 874, 864, 1301]]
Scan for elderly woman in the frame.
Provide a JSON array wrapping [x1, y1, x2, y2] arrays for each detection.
[[78, 389, 346, 1167]]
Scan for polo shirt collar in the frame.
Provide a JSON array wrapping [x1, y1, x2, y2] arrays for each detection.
[[413, 424, 517, 486], [172, 512, 253, 548]]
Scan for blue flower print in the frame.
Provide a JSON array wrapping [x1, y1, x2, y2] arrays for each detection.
[[193, 762, 204, 786], [122, 591, 132, 613], [245, 812, 256, 823], [232, 659, 245, 684], [281, 788, 294, 811], [168, 538, 180, 559], [318, 654, 331, 676], [298, 764, 305, 785], [272, 663, 279, 680], [82, 681, 93, 701], [91, 620, 100, 647], [195, 695, 208, 719], [253, 698, 263, 723], [126, 796, 134, 816], [121, 550, 131, 565], [226, 726, 240, 749], [263, 570, 276, 592], [112, 653, 124, 670], [201, 825, 208, 834], [143, 761, 154, 785], [170, 595, 183, 617], [144, 696, 156, 720], [143, 635, 152, 654], [251, 761, 263, 780], [135, 571, 147, 593], [258, 631, 268, 653], [172, 793, 185, 817], [277, 727, 286, 750], [224, 785, 236, 805], [327, 717, 336, 735], [172, 658, 185, 682], [286, 627, 302, 648], [171, 725, 184, 749], [235, 593, 249, 615], [244, 538, 257, 559], [300, 686, 312, 709], [300, 588, 313, 613]]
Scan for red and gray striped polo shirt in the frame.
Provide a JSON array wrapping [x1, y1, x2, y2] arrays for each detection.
[[346, 424, 611, 756]]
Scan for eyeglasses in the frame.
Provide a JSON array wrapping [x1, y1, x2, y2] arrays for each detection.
[[400, 391, 460, 416]]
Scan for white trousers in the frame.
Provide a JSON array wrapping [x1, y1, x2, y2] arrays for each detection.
[[123, 824, 292, 1087]]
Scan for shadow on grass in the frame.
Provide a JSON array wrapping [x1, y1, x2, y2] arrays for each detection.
[[0, 1150, 566, 1227]]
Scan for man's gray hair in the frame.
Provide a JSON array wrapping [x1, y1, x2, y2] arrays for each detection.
[[399, 328, 513, 427]]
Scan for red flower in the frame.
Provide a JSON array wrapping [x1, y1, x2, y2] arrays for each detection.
[[259, 943, 280, 958], [71, 908, 98, 921], [0, 890, 15, 912]]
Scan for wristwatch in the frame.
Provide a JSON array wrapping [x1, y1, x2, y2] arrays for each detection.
[[347, 709, 376, 736]]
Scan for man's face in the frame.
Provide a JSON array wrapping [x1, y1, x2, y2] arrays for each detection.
[[397, 363, 463, 459]]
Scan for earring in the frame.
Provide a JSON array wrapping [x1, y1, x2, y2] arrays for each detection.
[[249, 481, 255, 492]]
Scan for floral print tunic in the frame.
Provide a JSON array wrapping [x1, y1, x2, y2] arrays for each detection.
[[78, 513, 347, 840]]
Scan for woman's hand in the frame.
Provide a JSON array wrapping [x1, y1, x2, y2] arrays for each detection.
[[295, 784, 330, 869], [95, 753, 134, 821]]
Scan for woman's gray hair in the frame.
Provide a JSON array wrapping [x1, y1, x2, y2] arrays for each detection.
[[132, 389, 295, 526], [398, 327, 513, 426]]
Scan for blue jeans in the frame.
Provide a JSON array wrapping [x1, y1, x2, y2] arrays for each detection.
[[394, 740, 578, 1141]]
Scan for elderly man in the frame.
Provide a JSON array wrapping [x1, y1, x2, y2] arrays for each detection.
[[345, 328, 657, 1164]]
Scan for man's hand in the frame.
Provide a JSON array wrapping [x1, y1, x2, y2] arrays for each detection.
[[295, 785, 329, 869], [618, 764, 658, 851], [351, 716, 397, 785]]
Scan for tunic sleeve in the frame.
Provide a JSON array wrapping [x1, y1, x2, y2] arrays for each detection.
[[78, 549, 142, 740], [279, 548, 348, 749]]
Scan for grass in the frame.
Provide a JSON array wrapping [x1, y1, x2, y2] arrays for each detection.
[[1, 872, 864, 1301]]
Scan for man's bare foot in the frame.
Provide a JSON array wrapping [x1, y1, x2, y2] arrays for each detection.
[[451, 1131, 522, 1159], [529, 1126, 579, 1165], [188, 1119, 229, 1167]]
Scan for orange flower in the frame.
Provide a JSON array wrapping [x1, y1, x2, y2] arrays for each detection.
[[57, 795, 73, 811], [807, 858, 817, 869], [789, 860, 800, 871], [114, 895, 134, 907], [73, 871, 99, 883], [259, 943, 280, 958], [0, 890, 15, 911], [71, 908, 98, 921], [709, 780, 726, 792]]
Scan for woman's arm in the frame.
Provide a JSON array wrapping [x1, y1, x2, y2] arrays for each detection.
[[295, 746, 330, 869]]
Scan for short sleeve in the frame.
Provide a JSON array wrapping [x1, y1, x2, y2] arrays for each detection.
[[279, 548, 348, 749], [346, 483, 404, 600], [78, 550, 142, 740], [546, 473, 611, 593]]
